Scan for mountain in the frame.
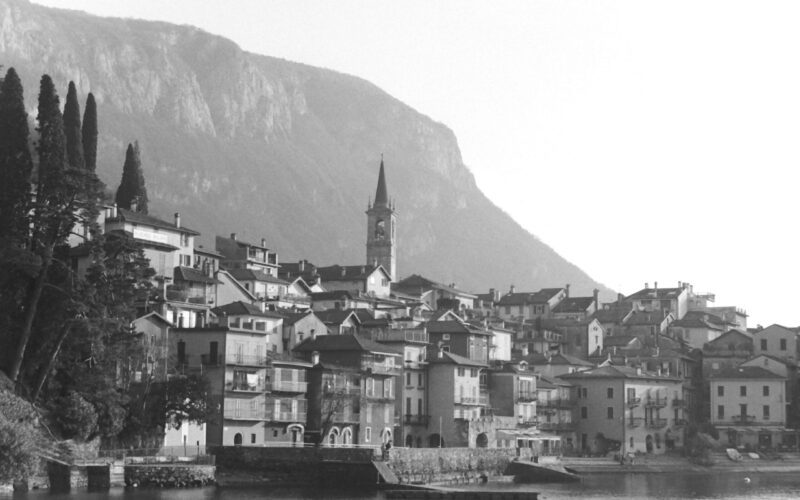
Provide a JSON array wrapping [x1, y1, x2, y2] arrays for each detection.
[[0, 0, 610, 298]]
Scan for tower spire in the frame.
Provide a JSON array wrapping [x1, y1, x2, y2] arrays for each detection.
[[373, 155, 388, 208]]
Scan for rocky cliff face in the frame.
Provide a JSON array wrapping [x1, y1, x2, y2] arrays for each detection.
[[0, 0, 609, 296]]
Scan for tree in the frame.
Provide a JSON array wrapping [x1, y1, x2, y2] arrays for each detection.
[[63, 81, 85, 170], [81, 93, 97, 172], [0, 67, 33, 244], [114, 141, 148, 213]]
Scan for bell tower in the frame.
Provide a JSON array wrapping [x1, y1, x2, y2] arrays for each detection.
[[366, 157, 397, 281]]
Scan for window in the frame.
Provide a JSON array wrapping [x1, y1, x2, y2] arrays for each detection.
[[581, 388, 588, 399], [504, 306, 511, 314], [366, 404, 372, 423], [717, 405, 724, 419], [764, 405, 770, 420], [457, 367, 465, 377], [627, 388, 636, 401], [607, 407, 614, 419], [182, 254, 191, 266], [607, 388, 614, 399], [273, 430, 278, 437], [760, 339, 767, 350], [763, 385, 770, 397], [418, 373, 424, 387], [581, 407, 588, 419], [470, 368, 478, 378], [406, 372, 412, 386], [740, 403, 748, 417], [740, 386, 747, 397], [780, 339, 787, 351], [717, 385, 724, 397], [442, 334, 451, 340], [365, 427, 371, 442], [251, 434, 256, 444], [405, 397, 411, 415]]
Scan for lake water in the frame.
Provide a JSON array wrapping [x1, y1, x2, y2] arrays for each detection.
[[3, 472, 800, 499]]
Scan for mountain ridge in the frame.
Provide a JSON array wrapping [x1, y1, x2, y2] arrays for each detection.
[[1, 0, 612, 298]]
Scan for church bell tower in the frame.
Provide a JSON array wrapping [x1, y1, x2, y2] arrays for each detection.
[[366, 157, 397, 281]]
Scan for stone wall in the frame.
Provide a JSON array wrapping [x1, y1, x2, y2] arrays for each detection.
[[212, 445, 377, 467], [124, 465, 215, 488], [387, 447, 533, 484]]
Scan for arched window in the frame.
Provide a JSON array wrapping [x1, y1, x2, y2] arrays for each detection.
[[233, 433, 243, 446]]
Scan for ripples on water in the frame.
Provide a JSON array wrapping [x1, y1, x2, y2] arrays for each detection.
[[3, 472, 800, 500]]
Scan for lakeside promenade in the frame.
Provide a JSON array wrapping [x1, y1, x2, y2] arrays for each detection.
[[562, 451, 800, 474]]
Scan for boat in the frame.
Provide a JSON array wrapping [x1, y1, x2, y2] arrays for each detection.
[[506, 459, 581, 483]]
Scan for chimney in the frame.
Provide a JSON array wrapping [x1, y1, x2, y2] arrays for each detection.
[[174, 212, 181, 228], [361, 266, 366, 275], [312, 351, 320, 366], [111, 203, 118, 218], [617, 293, 624, 303], [261, 238, 267, 248], [521, 344, 529, 357], [654, 281, 658, 296], [230, 232, 237, 241], [644, 282, 649, 290], [565, 284, 570, 298], [593, 288, 599, 309], [298, 260, 305, 272], [510, 285, 516, 294], [130, 198, 138, 212]]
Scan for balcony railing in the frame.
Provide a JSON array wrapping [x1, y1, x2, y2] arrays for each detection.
[[224, 407, 266, 421], [518, 418, 540, 427], [323, 384, 361, 396], [403, 414, 430, 426], [732, 414, 756, 424], [266, 411, 307, 423], [626, 397, 642, 407], [517, 392, 537, 402], [538, 421, 574, 431], [268, 380, 308, 393], [674, 418, 688, 427], [647, 418, 668, 429], [672, 398, 685, 408], [627, 417, 645, 428], [365, 392, 395, 402], [455, 395, 489, 406], [645, 396, 668, 408], [226, 380, 266, 393], [360, 358, 401, 376], [538, 398, 575, 409], [226, 353, 268, 367], [374, 329, 429, 343]]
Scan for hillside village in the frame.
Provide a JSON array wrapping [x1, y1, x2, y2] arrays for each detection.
[[67, 159, 799, 458]]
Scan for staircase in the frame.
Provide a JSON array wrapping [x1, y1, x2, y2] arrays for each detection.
[[373, 460, 400, 484]]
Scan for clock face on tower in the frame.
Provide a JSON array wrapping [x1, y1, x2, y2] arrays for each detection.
[[375, 219, 386, 239]]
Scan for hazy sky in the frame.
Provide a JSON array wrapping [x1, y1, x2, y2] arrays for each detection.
[[33, 0, 800, 326]]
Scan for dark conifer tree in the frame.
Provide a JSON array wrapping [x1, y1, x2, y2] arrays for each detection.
[[115, 141, 148, 214], [63, 81, 85, 170], [82, 93, 97, 172], [0, 67, 33, 243]]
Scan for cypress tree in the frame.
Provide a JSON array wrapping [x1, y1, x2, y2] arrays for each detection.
[[115, 141, 149, 214], [63, 81, 84, 170], [82, 93, 97, 172], [0, 67, 33, 243]]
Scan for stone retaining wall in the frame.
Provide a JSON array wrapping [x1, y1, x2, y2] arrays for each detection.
[[387, 448, 533, 484], [124, 465, 215, 488]]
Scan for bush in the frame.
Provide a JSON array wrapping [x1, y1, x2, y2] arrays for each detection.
[[54, 391, 98, 441]]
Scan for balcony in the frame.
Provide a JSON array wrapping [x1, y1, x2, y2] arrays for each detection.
[[538, 398, 575, 409], [360, 357, 401, 376], [365, 392, 395, 402], [224, 407, 266, 421], [518, 417, 540, 427], [267, 411, 307, 423], [674, 418, 688, 427], [732, 414, 756, 425], [672, 398, 685, 408], [647, 418, 668, 429], [226, 380, 266, 393], [323, 384, 361, 396], [627, 417, 645, 428], [645, 396, 668, 408], [626, 397, 642, 407], [268, 380, 308, 393], [374, 329, 429, 343], [226, 353, 268, 367], [538, 421, 574, 432], [403, 414, 430, 426], [455, 395, 489, 406], [517, 391, 537, 403]]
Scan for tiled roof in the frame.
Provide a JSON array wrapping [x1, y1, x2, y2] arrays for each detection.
[[314, 309, 360, 326], [111, 208, 200, 235], [310, 291, 354, 301], [427, 320, 491, 336], [393, 274, 476, 298], [592, 305, 633, 324], [552, 297, 595, 314], [174, 266, 222, 284], [560, 365, 681, 382], [293, 334, 402, 355], [315, 264, 386, 281], [228, 268, 289, 285], [539, 317, 594, 329], [708, 366, 785, 380], [279, 310, 319, 326], [522, 352, 594, 367], [603, 335, 638, 348], [625, 287, 684, 301], [194, 246, 223, 258], [428, 351, 487, 367], [496, 288, 564, 306], [211, 301, 284, 318], [671, 311, 729, 330]]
